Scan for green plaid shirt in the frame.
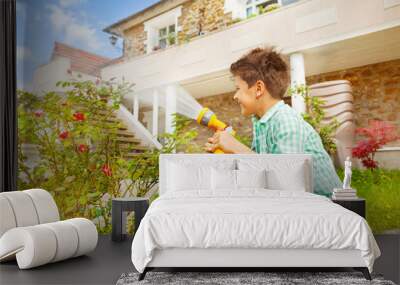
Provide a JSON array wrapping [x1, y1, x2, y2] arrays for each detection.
[[251, 100, 341, 196]]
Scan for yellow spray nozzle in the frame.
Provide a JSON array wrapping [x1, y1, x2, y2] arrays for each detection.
[[196, 107, 236, 154], [196, 107, 209, 125], [196, 107, 227, 131]]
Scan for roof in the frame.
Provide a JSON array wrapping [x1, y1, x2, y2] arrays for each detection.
[[103, 0, 188, 35], [52, 42, 112, 77], [100, 56, 124, 68], [104, 0, 165, 35]]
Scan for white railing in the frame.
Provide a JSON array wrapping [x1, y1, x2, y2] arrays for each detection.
[[119, 83, 200, 149], [116, 104, 162, 150]]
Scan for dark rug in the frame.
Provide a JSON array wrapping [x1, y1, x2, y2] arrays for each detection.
[[116, 271, 396, 285]]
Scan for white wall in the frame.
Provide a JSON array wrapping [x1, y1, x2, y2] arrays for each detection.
[[32, 56, 97, 95]]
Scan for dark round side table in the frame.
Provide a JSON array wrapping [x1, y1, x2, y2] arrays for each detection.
[[111, 197, 149, 242]]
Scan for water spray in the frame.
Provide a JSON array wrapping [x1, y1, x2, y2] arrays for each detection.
[[172, 86, 235, 154], [137, 84, 235, 153]]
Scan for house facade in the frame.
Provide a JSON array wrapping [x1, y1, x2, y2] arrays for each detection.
[[99, 0, 400, 167], [31, 0, 400, 167]]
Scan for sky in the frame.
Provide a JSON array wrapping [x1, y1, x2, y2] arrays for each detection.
[[16, 0, 160, 90]]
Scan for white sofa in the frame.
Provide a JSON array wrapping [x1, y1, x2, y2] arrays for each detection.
[[0, 189, 98, 269]]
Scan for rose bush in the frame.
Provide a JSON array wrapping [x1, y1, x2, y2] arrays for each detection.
[[18, 78, 200, 233], [18, 78, 135, 233]]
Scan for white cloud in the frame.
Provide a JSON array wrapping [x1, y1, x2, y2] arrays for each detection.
[[17, 46, 32, 62], [59, 0, 87, 8], [47, 4, 105, 52]]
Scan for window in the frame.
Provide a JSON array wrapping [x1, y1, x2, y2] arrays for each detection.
[[143, 5, 182, 54], [158, 24, 176, 49], [246, 0, 278, 17], [281, 0, 298, 5], [245, 0, 299, 18], [246, 6, 253, 17]]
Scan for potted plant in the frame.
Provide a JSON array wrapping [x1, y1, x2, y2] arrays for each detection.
[[167, 32, 176, 46]]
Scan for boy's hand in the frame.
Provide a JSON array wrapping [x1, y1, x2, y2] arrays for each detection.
[[205, 130, 254, 154]]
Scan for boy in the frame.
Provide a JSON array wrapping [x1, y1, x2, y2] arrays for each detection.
[[205, 47, 341, 197]]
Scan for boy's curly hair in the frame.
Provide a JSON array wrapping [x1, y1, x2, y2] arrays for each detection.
[[230, 46, 289, 99]]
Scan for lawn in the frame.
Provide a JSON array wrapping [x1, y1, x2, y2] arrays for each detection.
[[337, 168, 400, 233]]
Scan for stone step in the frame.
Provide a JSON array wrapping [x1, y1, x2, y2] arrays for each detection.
[[118, 144, 148, 151], [116, 130, 136, 137], [97, 111, 117, 117], [92, 117, 121, 124], [123, 153, 144, 158], [117, 137, 141, 144]]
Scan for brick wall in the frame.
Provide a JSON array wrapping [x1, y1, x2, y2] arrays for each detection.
[[306, 59, 400, 132]]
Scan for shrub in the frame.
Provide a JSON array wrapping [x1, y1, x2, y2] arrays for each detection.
[[288, 84, 339, 155], [18, 79, 200, 233], [352, 120, 399, 169], [18, 79, 134, 233]]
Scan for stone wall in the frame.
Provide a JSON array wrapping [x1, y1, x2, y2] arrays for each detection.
[[120, 0, 233, 58], [186, 91, 253, 151], [123, 24, 147, 58], [306, 59, 400, 133], [187, 59, 400, 151], [178, 0, 232, 43]]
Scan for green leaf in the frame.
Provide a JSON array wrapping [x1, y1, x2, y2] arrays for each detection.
[[79, 196, 87, 205]]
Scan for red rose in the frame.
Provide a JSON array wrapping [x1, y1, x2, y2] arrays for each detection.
[[59, 131, 69, 140], [102, 164, 112, 177], [77, 144, 88, 153], [34, 110, 44, 117], [73, 112, 85, 121]]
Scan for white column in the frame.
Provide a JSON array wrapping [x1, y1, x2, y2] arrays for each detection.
[[152, 90, 159, 138], [290, 53, 306, 114], [165, 85, 177, 134], [133, 94, 139, 120]]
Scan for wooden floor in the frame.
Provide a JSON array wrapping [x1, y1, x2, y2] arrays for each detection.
[[0, 235, 134, 285]]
